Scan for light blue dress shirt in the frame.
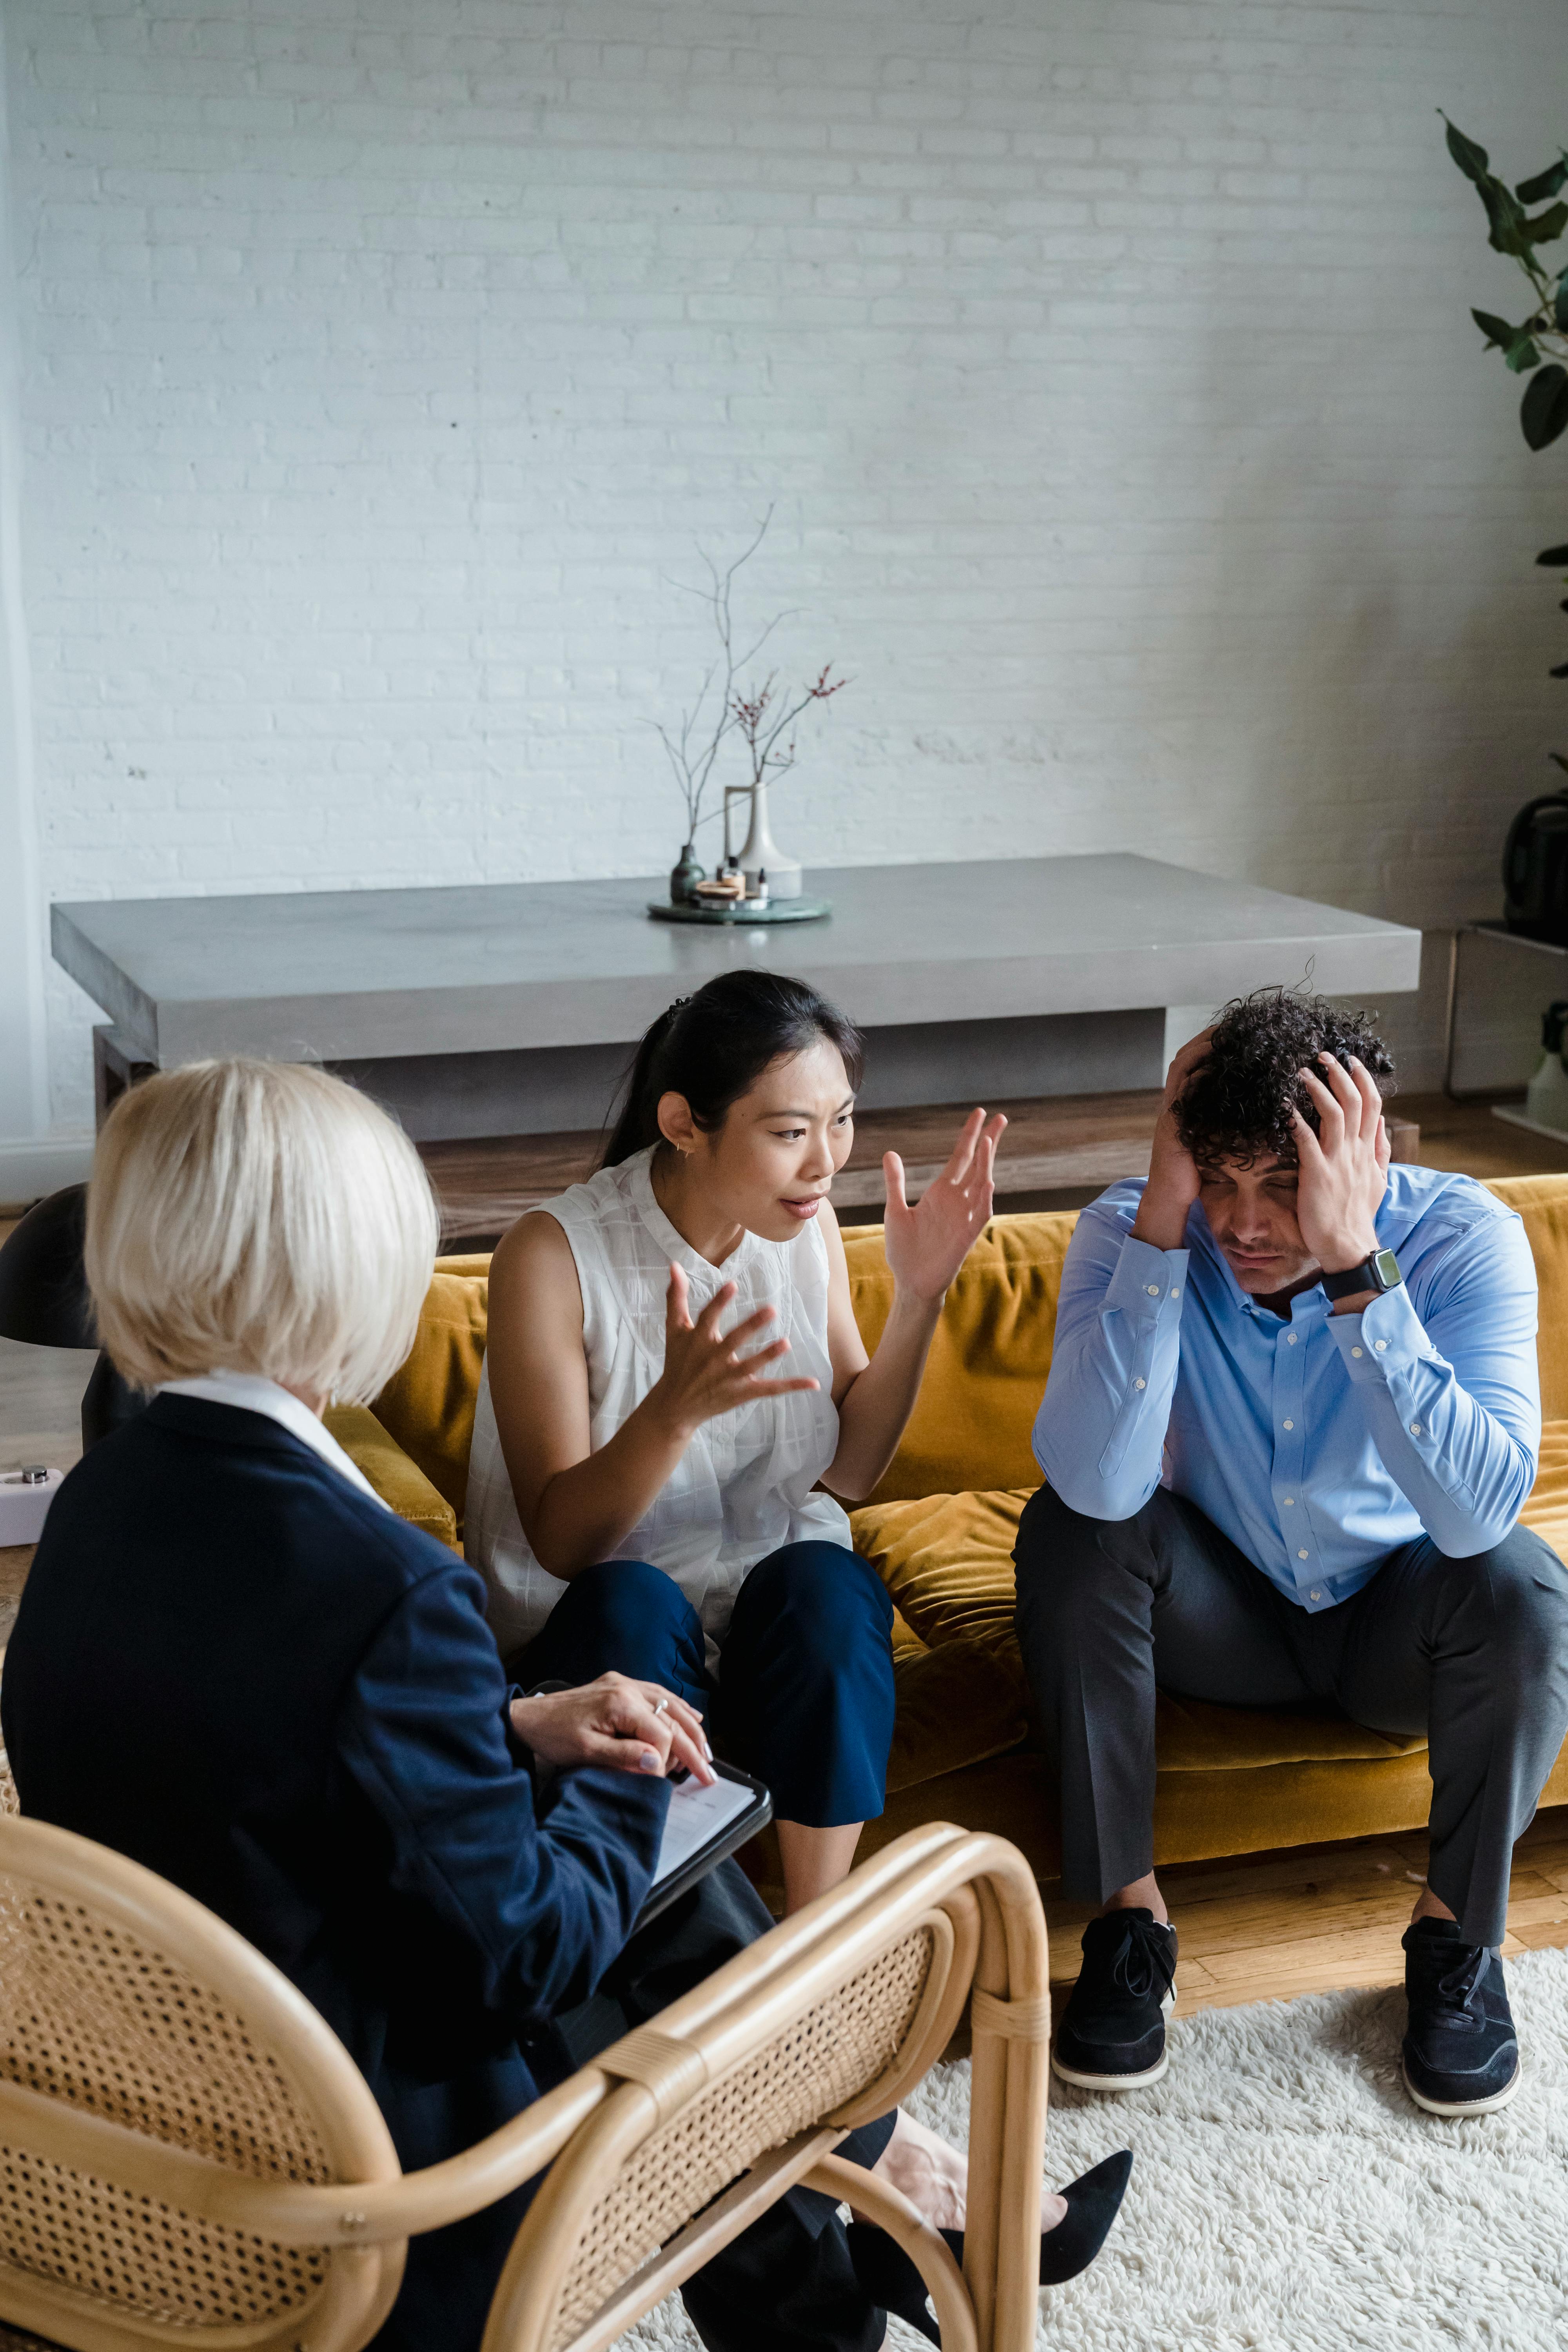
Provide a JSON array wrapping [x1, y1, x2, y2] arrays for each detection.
[[1032, 1165, 1541, 1610]]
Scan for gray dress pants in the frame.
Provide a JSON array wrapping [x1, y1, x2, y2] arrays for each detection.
[[1013, 1481, 1568, 1948]]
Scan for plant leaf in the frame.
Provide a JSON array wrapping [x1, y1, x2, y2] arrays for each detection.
[[1552, 754, 1568, 773], [1552, 661, 1568, 679], [1472, 308, 1522, 347], [1557, 272, 1568, 332], [1444, 117, 1491, 181], [1507, 335, 1542, 373], [1539, 544, 1568, 564], [1523, 366, 1568, 450], [1517, 156, 1568, 204], [1480, 177, 1531, 256], [1521, 200, 1568, 247]]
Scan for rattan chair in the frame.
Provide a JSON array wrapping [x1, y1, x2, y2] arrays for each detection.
[[0, 1796, 1051, 2352]]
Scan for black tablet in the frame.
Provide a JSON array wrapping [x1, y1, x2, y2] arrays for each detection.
[[635, 1761, 773, 1928]]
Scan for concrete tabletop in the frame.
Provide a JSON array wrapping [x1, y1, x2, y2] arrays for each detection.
[[51, 855, 1421, 1065]]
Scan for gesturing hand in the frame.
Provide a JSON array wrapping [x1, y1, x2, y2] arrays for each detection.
[[882, 1107, 1007, 1304], [1132, 1026, 1213, 1250], [1291, 1054, 1390, 1276], [652, 1261, 821, 1443], [510, 1672, 715, 1784]]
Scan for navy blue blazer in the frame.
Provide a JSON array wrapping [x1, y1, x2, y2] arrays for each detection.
[[2, 1394, 669, 2341]]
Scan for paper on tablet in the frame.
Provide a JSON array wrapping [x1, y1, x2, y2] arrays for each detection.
[[652, 1771, 759, 1889]]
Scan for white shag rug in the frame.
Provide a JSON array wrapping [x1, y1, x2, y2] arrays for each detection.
[[616, 1945, 1568, 2351]]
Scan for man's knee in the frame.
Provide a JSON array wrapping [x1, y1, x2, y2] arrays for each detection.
[[1013, 1481, 1156, 1633], [1468, 1528, 1568, 1662]]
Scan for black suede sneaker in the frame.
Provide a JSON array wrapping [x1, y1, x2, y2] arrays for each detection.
[[1401, 1918, 1521, 2116], [1051, 1907, 1178, 2091]]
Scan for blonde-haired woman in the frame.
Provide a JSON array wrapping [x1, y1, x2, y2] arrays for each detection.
[[2, 1060, 1129, 2352]]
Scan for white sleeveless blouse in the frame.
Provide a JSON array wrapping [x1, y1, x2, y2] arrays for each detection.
[[465, 1145, 852, 1665]]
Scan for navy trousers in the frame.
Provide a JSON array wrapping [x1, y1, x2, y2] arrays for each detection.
[[517, 1542, 896, 1827]]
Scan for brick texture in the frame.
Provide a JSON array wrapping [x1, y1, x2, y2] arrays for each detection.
[[7, 0, 1565, 1123]]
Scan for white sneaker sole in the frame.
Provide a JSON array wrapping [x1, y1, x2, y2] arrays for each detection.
[[1402, 2058, 1522, 2118], [1050, 1980, 1177, 2092]]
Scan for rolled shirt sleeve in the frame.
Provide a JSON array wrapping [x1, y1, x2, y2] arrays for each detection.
[[1325, 1210, 1541, 1556], [1033, 1199, 1190, 1520]]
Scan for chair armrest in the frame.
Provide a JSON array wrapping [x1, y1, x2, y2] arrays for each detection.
[[323, 1403, 459, 1550]]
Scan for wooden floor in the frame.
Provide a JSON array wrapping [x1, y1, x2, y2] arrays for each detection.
[[1044, 1808, 1568, 2018], [6, 1087, 1568, 1999]]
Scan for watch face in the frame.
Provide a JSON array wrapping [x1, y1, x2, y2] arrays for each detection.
[[1373, 1249, 1402, 1289]]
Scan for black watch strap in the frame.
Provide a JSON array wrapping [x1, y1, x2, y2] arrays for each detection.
[[1321, 1248, 1402, 1303]]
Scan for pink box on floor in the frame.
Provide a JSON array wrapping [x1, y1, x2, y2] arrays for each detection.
[[0, 1467, 63, 1546]]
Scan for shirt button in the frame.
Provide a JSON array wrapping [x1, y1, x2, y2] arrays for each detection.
[[1410, 1421, 1422, 1437], [1283, 1418, 1294, 1431], [1147, 1285, 1160, 1296], [1287, 1332, 1298, 1345], [1310, 1587, 1322, 1602], [1283, 1496, 1294, 1506], [1171, 1286, 1181, 1298], [1298, 1548, 1309, 1560], [1376, 1340, 1387, 1352], [1351, 1345, 1363, 1358], [1134, 1377, 1146, 1389]]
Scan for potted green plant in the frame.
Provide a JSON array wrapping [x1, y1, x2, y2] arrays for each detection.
[[1444, 118, 1568, 934]]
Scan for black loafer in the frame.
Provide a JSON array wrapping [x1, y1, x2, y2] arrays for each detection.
[[1052, 1909, 1178, 2091], [846, 2148, 1133, 2342], [1401, 1917, 1521, 2116]]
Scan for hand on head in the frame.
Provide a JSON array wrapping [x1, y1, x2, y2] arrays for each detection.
[[510, 1672, 715, 1784], [1132, 1027, 1214, 1250], [882, 1106, 1007, 1302], [1290, 1054, 1390, 1273]]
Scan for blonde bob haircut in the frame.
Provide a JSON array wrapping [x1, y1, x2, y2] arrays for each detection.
[[87, 1057, 439, 1403]]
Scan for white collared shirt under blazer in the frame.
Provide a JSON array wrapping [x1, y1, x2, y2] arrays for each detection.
[[465, 1144, 851, 1665]]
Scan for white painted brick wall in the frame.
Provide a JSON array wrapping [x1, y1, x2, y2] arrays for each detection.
[[6, 0, 1567, 1126]]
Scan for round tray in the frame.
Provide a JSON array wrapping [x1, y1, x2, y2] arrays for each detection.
[[647, 896, 833, 926]]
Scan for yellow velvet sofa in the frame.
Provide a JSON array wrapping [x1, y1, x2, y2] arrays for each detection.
[[330, 1172, 1568, 1902]]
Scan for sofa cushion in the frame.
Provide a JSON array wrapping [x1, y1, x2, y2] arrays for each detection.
[[371, 1264, 489, 1528], [1483, 1176, 1568, 1421], [843, 1213, 1076, 1502], [1518, 1417, 1568, 1557], [853, 1485, 1434, 1776], [323, 1403, 459, 1549]]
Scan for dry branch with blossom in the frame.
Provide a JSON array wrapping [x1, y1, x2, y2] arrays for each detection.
[[731, 664, 849, 798]]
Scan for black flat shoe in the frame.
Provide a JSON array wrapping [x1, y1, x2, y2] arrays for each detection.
[[846, 2148, 1133, 2341]]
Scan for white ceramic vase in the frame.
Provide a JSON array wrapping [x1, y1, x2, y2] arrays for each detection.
[[737, 775, 802, 898]]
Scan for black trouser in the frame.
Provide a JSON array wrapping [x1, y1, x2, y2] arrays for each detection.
[[387, 1861, 895, 2352], [1013, 1482, 1568, 1948]]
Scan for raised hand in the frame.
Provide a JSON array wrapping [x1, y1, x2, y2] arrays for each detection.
[[1132, 1026, 1214, 1250], [882, 1107, 1007, 1303], [510, 1671, 715, 1784], [652, 1261, 821, 1441], [1291, 1054, 1390, 1274]]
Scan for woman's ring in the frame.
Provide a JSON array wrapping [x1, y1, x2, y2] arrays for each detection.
[[652, 1698, 670, 1718]]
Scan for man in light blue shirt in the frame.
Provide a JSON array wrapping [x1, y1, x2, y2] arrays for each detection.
[[1014, 989, 1568, 2118]]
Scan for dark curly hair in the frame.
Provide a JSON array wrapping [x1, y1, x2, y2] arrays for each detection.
[[1173, 987, 1396, 1170]]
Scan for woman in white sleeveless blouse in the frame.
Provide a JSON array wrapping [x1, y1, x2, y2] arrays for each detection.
[[466, 971, 1007, 1918]]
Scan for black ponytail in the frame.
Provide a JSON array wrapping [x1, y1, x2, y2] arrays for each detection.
[[600, 971, 864, 1168]]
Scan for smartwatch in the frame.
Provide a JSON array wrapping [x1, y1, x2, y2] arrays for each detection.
[[1321, 1248, 1403, 1304]]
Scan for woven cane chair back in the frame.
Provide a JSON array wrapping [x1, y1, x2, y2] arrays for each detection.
[[0, 1813, 402, 2352], [488, 1879, 983, 2352]]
